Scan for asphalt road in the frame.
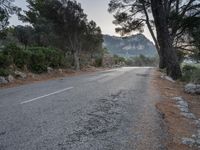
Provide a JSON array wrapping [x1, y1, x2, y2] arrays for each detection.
[[0, 67, 166, 150]]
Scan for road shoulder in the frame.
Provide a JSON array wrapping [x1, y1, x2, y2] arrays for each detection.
[[0, 67, 106, 89], [153, 70, 200, 150]]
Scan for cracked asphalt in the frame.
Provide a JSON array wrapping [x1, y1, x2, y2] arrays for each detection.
[[0, 67, 166, 150]]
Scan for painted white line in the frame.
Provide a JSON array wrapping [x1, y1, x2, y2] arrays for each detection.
[[20, 87, 74, 104]]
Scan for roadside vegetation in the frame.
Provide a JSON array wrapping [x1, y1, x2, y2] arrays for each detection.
[[181, 64, 200, 84], [0, 0, 105, 78]]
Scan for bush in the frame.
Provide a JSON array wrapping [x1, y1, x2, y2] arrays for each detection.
[[29, 50, 47, 73], [0, 52, 12, 68], [0, 68, 10, 77], [3, 44, 31, 69], [1, 45, 67, 74], [125, 55, 158, 67], [190, 69, 200, 84], [181, 64, 198, 82], [113, 55, 125, 65], [94, 57, 103, 67], [28, 47, 66, 68]]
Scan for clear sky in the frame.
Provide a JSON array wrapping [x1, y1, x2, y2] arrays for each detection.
[[10, 0, 153, 41]]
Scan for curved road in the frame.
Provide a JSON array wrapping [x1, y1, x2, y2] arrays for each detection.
[[0, 67, 166, 150]]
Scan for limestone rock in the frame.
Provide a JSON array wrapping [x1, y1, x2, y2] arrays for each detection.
[[6, 75, 14, 82], [184, 83, 200, 94], [182, 138, 195, 146], [14, 71, 27, 79], [0, 76, 8, 84]]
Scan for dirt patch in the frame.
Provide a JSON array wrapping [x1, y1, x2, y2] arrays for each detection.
[[0, 67, 107, 89], [152, 70, 200, 150]]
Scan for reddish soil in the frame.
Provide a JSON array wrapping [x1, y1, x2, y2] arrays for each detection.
[[152, 70, 200, 150]]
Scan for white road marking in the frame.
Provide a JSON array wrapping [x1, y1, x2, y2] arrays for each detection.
[[20, 87, 74, 104]]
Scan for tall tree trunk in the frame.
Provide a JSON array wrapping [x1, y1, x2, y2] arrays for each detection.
[[151, 0, 182, 80], [141, 0, 166, 69], [73, 50, 80, 71]]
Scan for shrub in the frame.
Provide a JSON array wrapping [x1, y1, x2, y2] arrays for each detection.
[[113, 55, 125, 65], [1, 45, 67, 74], [28, 47, 65, 68], [0, 52, 12, 68], [3, 44, 31, 69], [29, 50, 47, 73], [0, 68, 10, 77], [181, 64, 198, 82], [14, 50, 31, 69], [190, 69, 200, 84], [94, 57, 103, 67]]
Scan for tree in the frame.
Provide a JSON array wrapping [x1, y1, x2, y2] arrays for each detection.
[[150, 0, 182, 79], [109, 0, 200, 79], [0, 0, 21, 39], [84, 20, 103, 58], [21, 0, 95, 70], [14, 25, 34, 49]]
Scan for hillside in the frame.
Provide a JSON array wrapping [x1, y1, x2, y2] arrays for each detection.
[[103, 34, 157, 58]]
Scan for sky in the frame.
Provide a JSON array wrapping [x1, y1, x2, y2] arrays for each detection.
[[10, 0, 153, 42]]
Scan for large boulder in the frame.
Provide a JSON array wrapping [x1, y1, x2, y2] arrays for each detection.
[[184, 83, 200, 94], [14, 71, 27, 79], [0, 76, 8, 84]]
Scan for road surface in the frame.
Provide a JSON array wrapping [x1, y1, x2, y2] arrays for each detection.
[[0, 67, 166, 150]]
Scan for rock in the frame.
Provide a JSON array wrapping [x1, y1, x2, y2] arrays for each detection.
[[28, 73, 36, 78], [177, 105, 189, 113], [182, 138, 195, 146], [192, 134, 196, 138], [184, 83, 200, 94], [47, 67, 53, 73], [181, 112, 196, 119], [165, 76, 175, 83], [197, 129, 200, 138], [14, 71, 27, 79], [172, 97, 184, 101], [195, 120, 200, 128], [0, 76, 8, 84], [196, 139, 200, 145], [177, 100, 188, 108], [6, 75, 14, 82], [161, 75, 175, 83]]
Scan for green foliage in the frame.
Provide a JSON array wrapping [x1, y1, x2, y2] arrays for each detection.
[[191, 69, 200, 84], [94, 57, 103, 67], [181, 64, 200, 83], [113, 54, 125, 64], [0, 0, 21, 31], [20, 0, 103, 70], [125, 55, 158, 66], [0, 52, 12, 68], [28, 47, 66, 73], [14, 25, 34, 48], [29, 50, 47, 73], [0, 68, 10, 77], [176, 50, 185, 63], [1, 43, 68, 74], [3, 44, 31, 69]]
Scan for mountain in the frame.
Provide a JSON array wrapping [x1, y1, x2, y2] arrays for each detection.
[[103, 34, 157, 58]]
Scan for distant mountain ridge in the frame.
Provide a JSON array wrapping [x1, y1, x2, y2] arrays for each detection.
[[103, 34, 157, 58]]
